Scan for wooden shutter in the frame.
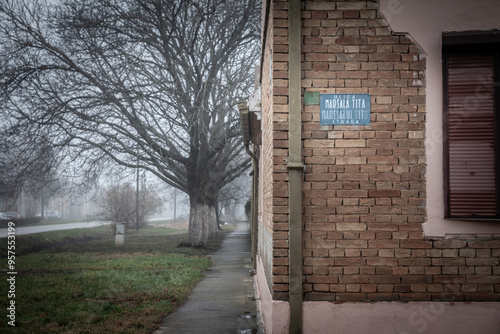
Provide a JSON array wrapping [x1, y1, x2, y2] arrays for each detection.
[[445, 53, 496, 217]]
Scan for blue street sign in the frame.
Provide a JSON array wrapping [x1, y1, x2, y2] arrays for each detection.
[[320, 94, 371, 125]]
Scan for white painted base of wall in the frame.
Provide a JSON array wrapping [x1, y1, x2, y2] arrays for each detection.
[[303, 301, 500, 334], [255, 256, 289, 334], [255, 257, 500, 334]]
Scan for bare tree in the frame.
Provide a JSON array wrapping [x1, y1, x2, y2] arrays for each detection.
[[217, 174, 250, 226], [0, 0, 259, 244], [95, 182, 163, 230], [0, 129, 63, 214]]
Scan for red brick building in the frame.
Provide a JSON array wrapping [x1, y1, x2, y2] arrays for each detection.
[[240, 0, 500, 333]]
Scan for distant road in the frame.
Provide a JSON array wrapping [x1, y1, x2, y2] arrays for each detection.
[[0, 221, 109, 238]]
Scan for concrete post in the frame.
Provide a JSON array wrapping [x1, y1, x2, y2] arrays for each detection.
[[115, 222, 125, 247]]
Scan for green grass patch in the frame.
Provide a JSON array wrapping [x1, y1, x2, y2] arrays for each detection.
[[147, 218, 185, 225], [0, 225, 234, 333]]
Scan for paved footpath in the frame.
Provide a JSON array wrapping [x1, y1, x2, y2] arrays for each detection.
[[152, 222, 262, 334]]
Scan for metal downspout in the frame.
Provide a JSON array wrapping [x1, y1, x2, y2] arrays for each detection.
[[246, 143, 259, 270], [287, 0, 302, 333]]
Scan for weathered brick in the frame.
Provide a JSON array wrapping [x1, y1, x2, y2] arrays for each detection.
[[399, 258, 432, 267], [475, 267, 492, 275], [400, 293, 432, 301], [442, 266, 459, 275], [337, 2, 367, 10], [467, 275, 500, 284], [466, 258, 499, 266], [346, 284, 361, 292], [468, 240, 500, 249], [369, 275, 401, 284], [459, 249, 476, 257], [337, 189, 369, 198], [368, 70, 400, 79], [336, 240, 368, 249], [368, 190, 401, 197], [336, 156, 367, 165], [336, 293, 367, 301], [400, 240, 432, 249], [307, 275, 338, 284], [463, 293, 499, 301], [304, 257, 335, 267], [369, 53, 401, 62], [336, 222, 367, 231], [433, 239, 467, 249], [305, 2, 336, 10], [367, 257, 398, 266], [476, 249, 492, 257], [335, 139, 367, 147]]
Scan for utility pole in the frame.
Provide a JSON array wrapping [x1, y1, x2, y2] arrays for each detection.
[[21, 187, 25, 217], [173, 188, 177, 222], [136, 156, 140, 231]]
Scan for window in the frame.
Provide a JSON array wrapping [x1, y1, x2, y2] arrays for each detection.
[[443, 31, 500, 218]]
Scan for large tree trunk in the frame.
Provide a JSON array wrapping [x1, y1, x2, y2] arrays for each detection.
[[189, 199, 218, 245]]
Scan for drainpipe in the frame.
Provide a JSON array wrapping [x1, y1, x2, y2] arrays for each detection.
[[287, 0, 302, 333], [245, 143, 259, 270]]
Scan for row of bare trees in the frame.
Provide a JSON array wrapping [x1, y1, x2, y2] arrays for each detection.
[[0, 132, 62, 215], [0, 0, 259, 244]]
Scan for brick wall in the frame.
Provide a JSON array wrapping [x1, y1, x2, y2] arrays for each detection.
[[262, 0, 500, 302], [260, 0, 286, 293]]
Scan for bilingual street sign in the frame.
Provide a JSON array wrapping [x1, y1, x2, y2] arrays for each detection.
[[320, 94, 370, 125]]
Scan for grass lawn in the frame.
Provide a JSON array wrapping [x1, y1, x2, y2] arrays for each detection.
[[0, 224, 233, 333]]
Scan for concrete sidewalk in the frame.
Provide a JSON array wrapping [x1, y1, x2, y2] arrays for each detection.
[[152, 222, 262, 334]]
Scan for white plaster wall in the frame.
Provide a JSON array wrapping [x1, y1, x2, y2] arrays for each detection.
[[380, 0, 500, 237], [303, 301, 500, 334], [255, 256, 289, 334]]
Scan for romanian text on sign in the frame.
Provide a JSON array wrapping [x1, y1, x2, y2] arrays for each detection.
[[320, 94, 371, 125]]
